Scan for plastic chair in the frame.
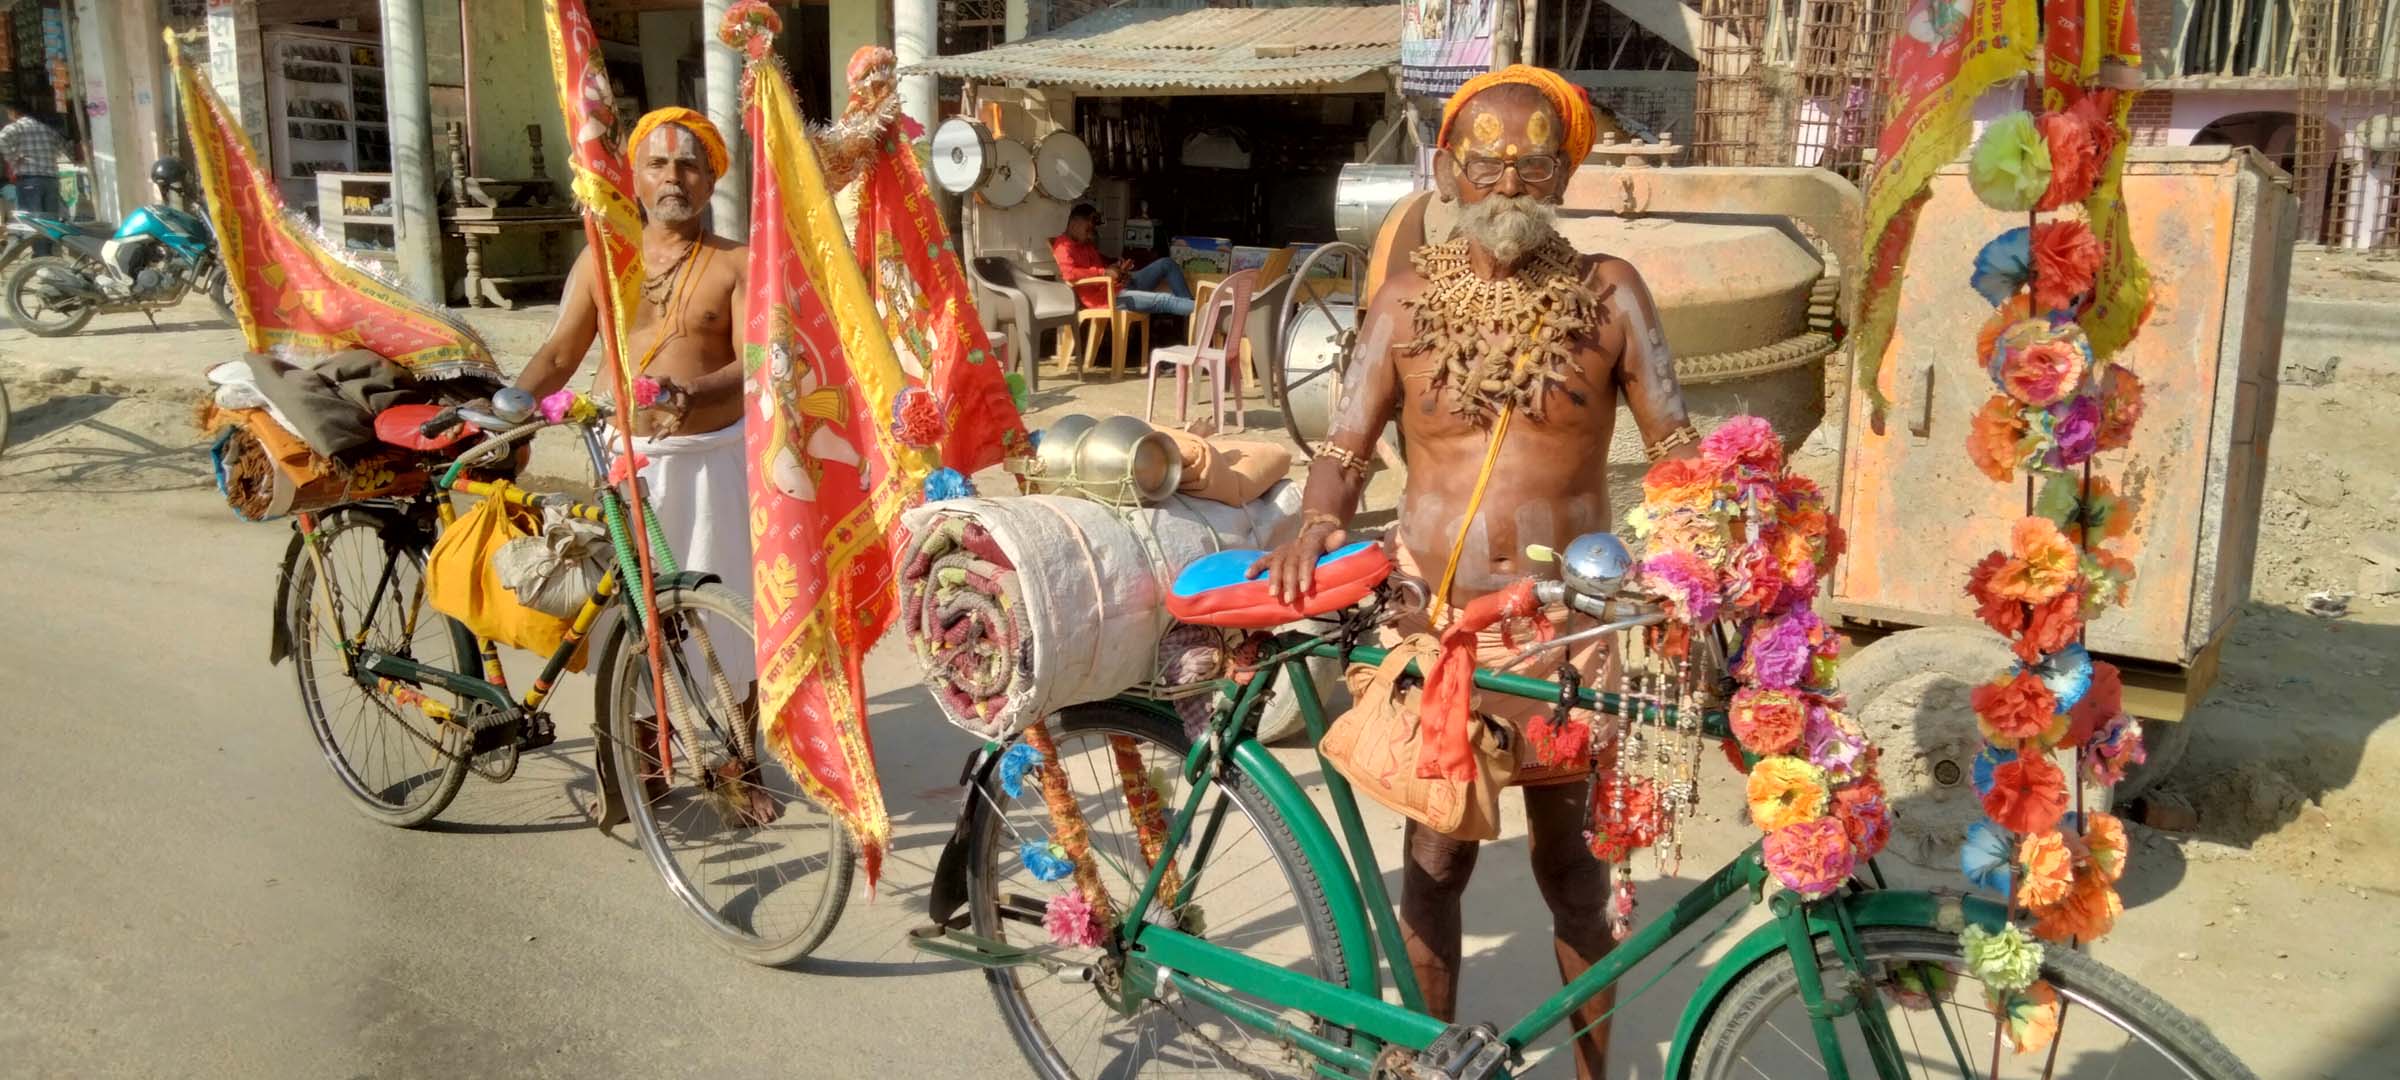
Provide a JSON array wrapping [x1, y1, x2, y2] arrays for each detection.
[[1146, 268, 1258, 431], [969, 256, 1075, 394], [1070, 274, 1152, 379]]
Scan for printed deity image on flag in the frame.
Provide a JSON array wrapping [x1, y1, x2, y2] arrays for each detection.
[[721, 7, 938, 887]]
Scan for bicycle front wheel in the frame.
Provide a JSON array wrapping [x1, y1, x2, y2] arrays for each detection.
[[285, 509, 472, 827], [599, 581, 853, 968], [1684, 924, 2256, 1079], [968, 702, 1352, 1080]]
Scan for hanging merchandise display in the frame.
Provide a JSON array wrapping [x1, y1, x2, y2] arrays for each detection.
[[1871, 0, 2152, 1057], [1626, 416, 1880, 940]]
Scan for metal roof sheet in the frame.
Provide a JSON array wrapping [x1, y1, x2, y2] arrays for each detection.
[[903, 4, 1403, 91]]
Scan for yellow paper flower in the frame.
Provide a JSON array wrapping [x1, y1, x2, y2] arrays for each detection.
[[1745, 756, 1830, 832]]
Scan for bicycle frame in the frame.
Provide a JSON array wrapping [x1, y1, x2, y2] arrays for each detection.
[[296, 420, 679, 754], [1062, 626, 2011, 1079]]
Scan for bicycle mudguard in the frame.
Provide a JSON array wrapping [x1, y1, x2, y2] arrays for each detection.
[[269, 525, 306, 665], [1662, 887, 2010, 1077], [580, 570, 722, 656], [925, 742, 1005, 929], [584, 570, 733, 833]]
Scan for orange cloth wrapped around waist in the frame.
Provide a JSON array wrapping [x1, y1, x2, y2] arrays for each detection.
[[1352, 546, 1619, 787]]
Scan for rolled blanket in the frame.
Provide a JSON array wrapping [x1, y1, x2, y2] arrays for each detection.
[[899, 485, 1299, 739]]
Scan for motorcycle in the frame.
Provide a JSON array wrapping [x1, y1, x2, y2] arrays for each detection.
[[3, 157, 235, 338]]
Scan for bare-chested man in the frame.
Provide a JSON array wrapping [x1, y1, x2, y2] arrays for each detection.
[[513, 108, 762, 814], [1253, 67, 1697, 1077]]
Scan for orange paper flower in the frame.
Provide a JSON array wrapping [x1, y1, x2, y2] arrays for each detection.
[[1983, 753, 2069, 835], [2015, 829, 2076, 908], [1977, 295, 2035, 366], [1973, 671, 2059, 742], [1991, 518, 2081, 604], [1731, 687, 1808, 756], [2064, 660, 2123, 747], [2012, 592, 2084, 665], [1746, 756, 1831, 832], [2096, 366, 2145, 451], [2000, 333, 2089, 407], [2083, 811, 2129, 883], [2036, 111, 2100, 211], [1967, 551, 2028, 638], [1969, 395, 2028, 482], [2031, 220, 2102, 312], [2030, 870, 2123, 942]]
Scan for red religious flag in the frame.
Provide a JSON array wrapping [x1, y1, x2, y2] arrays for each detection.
[[843, 49, 1030, 476], [724, 10, 937, 887], [164, 32, 497, 383], [1851, 0, 2036, 423], [539, 0, 646, 378]]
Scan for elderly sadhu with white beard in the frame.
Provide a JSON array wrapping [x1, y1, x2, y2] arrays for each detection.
[[1253, 66, 1698, 1077]]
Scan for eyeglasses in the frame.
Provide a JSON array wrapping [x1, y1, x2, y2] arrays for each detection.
[[1458, 154, 1562, 188]]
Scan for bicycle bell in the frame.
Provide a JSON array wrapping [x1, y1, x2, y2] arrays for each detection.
[[1527, 532, 1634, 599], [491, 387, 537, 425]]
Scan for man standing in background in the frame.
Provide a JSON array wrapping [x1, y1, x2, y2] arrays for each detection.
[[1, 103, 68, 228]]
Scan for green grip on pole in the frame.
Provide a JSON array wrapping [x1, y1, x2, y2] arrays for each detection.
[[598, 492, 649, 623]]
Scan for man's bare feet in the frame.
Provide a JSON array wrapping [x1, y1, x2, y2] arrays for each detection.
[[713, 759, 784, 828]]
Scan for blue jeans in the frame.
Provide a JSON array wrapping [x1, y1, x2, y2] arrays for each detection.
[[13, 175, 61, 255], [1119, 258, 1194, 317]]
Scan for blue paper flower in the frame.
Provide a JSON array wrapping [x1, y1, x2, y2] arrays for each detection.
[[925, 467, 974, 502], [1961, 820, 2016, 896], [1020, 840, 1074, 882], [1972, 744, 2019, 800], [1971, 228, 2032, 308], [998, 742, 1043, 799], [2036, 644, 2094, 714]]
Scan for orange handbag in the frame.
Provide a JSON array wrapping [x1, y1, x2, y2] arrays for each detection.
[[1318, 634, 1519, 842]]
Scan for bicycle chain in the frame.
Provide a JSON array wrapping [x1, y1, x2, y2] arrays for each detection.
[[1157, 996, 1284, 1080]]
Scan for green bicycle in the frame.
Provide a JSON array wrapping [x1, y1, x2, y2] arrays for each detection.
[[272, 386, 852, 967], [915, 534, 2254, 1079]]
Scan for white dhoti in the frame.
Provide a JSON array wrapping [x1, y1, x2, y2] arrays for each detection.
[[614, 420, 757, 692]]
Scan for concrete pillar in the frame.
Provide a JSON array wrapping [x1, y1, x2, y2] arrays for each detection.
[[205, 0, 269, 153], [69, 0, 126, 219], [379, 0, 444, 302], [893, 0, 939, 140], [702, 0, 746, 240]]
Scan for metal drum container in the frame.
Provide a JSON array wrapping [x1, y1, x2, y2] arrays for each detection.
[[1333, 164, 1416, 249]]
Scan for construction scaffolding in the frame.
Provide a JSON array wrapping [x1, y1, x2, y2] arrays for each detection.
[[2294, 0, 2400, 251], [1692, 0, 1903, 178]]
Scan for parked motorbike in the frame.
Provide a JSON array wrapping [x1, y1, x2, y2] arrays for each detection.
[[3, 157, 234, 337]]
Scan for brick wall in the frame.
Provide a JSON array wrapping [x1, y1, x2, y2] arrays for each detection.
[[2129, 90, 2176, 147]]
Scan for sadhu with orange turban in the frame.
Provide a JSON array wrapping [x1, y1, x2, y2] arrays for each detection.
[[1251, 64, 1694, 1078], [625, 106, 730, 227]]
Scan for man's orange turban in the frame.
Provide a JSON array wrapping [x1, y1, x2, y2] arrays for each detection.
[[1437, 65, 1597, 177], [627, 106, 729, 177]]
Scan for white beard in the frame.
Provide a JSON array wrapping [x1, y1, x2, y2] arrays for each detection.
[[1455, 195, 1559, 264]]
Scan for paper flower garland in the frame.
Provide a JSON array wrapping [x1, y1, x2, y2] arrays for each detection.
[[1633, 415, 1884, 902], [1954, 58, 2157, 1059]]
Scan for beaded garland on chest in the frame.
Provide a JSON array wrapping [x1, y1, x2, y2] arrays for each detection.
[[1400, 236, 1608, 426]]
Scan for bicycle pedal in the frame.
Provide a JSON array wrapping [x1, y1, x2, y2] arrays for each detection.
[[1379, 1023, 1509, 1080]]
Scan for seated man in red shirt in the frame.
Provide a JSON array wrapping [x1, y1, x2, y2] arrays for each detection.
[[1051, 204, 1195, 317]]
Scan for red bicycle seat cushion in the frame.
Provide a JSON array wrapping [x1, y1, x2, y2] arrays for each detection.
[[374, 404, 477, 452], [1166, 541, 1393, 629]]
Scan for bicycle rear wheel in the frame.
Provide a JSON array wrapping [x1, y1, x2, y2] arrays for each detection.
[[599, 581, 853, 967], [284, 509, 472, 827], [968, 702, 1352, 1080], [1684, 924, 2256, 1079]]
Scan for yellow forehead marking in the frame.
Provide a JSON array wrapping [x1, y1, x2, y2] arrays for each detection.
[[1505, 143, 1520, 156], [1525, 110, 1555, 151], [1470, 112, 1502, 148]]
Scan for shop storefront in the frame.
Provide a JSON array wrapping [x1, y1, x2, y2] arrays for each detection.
[[913, 4, 1407, 289]]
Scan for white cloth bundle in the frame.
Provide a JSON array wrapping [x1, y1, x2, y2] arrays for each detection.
[[898, 483, 1300, 739]]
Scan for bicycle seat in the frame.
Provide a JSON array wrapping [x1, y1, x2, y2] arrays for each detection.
[[1166, 541, 1392, 629], [373, 403, 477, 452]]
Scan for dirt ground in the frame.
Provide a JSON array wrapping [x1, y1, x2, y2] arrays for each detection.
[[6, 253, 2400, 1074]]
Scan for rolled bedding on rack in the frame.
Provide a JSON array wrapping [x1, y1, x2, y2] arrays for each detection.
[[896, 484, 1301, 739]]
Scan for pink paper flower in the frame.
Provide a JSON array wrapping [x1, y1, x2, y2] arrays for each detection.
[[1739, 607, 1823, 690], [2046, 394, 2100, 469], [1642, 549, 1722, 625], [1764, 817, 1857, 899], [1804, 704, 1871, 783], [539, 387, 578, 424], [1701, 415, 1784, 472], [1043, 887, 1105, 948], [631, 376, 664, 408]]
